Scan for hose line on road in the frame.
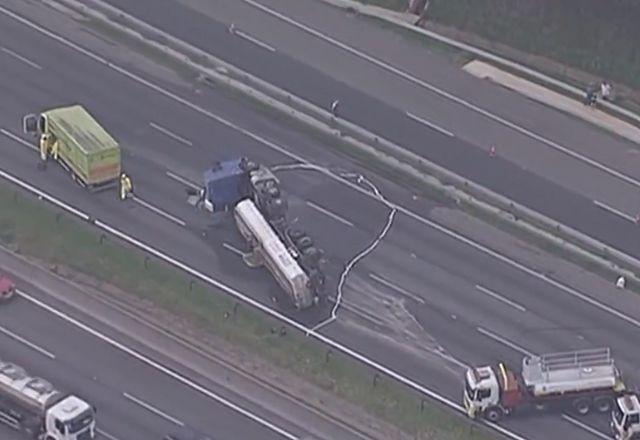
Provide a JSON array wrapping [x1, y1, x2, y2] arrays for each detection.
[[272, 163, 398, 330]]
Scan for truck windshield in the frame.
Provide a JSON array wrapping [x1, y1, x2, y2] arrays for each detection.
[[464, 380, 476, 401], [65, 409, 94, 434], [613, 401, 624, 425]]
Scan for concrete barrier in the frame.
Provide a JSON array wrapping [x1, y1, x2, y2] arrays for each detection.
[[55, 0, 640, 283]]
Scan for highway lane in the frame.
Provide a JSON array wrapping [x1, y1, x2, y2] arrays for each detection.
[[180, 0, 640, 212], [0, 253, 387, 440], [91, 0, 640, 261], [0, 4, 636, 438], [0, 290, 309, 440]]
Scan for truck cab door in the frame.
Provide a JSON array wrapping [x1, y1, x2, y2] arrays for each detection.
[[22, 114, 39, 136]]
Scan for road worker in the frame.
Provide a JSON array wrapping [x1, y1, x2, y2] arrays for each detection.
[[50, 138, 59, 161], [39, 133, 51, 162], [119, 172, 133, 201]]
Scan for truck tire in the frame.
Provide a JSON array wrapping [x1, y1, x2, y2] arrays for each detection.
[[295, 236, 313, 250], [573, 398, 591, 415], [484, 407, 503, 422], [594, 396, 612, 413], [288, 229, 305, 241]]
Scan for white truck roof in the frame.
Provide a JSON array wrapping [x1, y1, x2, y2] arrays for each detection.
[[522, 348, 619, 396], [0, 360, 62, 413], [234, 200, 310, 307]]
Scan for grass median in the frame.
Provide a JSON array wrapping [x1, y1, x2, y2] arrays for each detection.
[[0, 181, 495, 440]]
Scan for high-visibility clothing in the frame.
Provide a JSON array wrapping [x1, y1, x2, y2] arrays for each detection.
[[120, 174, 133, 200], [51, 141, 59, 161], [39, 134, 49, 162]]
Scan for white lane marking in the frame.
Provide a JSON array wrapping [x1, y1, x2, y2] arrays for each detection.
[[306, 200, 354, 227], [241, 0, 640, 191], [0, 168, 91, 221], [17, 289, 299, 440], [165, 170, 200, 190], [0, 0, 636, 335], [149, 122, 193, 146], [123, 392, 184, 427], [0, 324, 56, 359], [131, 196, 187, 227], [0, 128, 38, 151], [561, 414, 611, 440], [222, 242, 244, 256], [0, 152, 525, 440], [593, 200, 636, 223], [475, 285, 526, 312], [476, 327, 532, 356], [0, 10, 583, 439], [406, 112, 454, 137], [96, 428, 122, 440], [1, 46, 42, 69], [233, 29, 276, 52], [369, 273, 425, 304]]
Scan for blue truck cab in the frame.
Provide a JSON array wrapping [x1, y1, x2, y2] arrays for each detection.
[[201, 158, 255, 212]]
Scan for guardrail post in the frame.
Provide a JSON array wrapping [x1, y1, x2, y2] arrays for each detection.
[[144, 256, 149, 270], [373, 373, 381, 388], [189, 280, 195, 291], [420, 398, 426, 412], [99, 234, 106, 245], [55, 213, 61, 223], [325, 349, 332, 364]]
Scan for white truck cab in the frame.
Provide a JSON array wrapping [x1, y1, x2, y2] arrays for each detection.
[[46, 395, 95, 440], [612, 394, 640, 440], [0, 360, 95, 440], [463, 365, 501, 420]]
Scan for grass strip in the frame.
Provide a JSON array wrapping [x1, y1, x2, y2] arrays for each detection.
[[361, 0, 640, 92], [0, 181, 495, 439]]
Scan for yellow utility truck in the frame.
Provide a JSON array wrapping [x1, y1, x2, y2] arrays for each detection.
[[23, 105, 121, 190]]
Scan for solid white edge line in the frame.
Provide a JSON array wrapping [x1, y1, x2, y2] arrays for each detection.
[[475, 284, 526, 312], [131, 196, 187, 227], [241, 0, 640, 191], [0, 168, 90, 221], [0, 9, 595, 438], [369, 273, 425, 304], [96, 428, 121, 440], [593, 200, 636, 223], [234, 29, 276, 52], [306, 200, 354, 227], [0, 324, 56, 359], [1, 46, 42, 69], [406, 111, 454, 137], [123, 392, 184, 427], [561, 414, 611, 440], [16, 289, 299, 440], [149, 122, 193, 146], [476, 327, 532, 357], [1, 128, 38, 151], [165, 170, 201, 190], [0, 162, 526, 438]]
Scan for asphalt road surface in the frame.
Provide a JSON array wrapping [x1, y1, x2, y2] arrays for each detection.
[[0, 248, 379, 440], [96, 0, 640, 261], [1, 2, 640, 439]]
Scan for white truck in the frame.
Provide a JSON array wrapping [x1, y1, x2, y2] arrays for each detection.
[[233, 199, 317, 309], [612, 393, 640, 440], [463, 347, 626, 422], [0, 359, 96, 440]]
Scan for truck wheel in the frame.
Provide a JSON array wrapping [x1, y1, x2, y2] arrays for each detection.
[[484, 407, 503, 422], [573, 398, 591, 415], [594, 396, 612, 413]]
